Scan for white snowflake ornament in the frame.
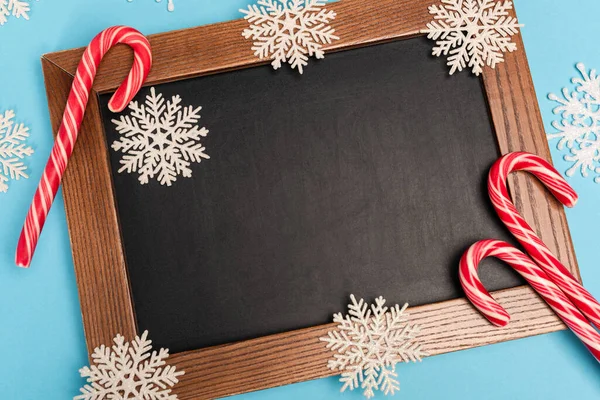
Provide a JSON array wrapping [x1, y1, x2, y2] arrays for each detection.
[[111, 87, 210, 186], [548, 63, 600, 183], [0, 109, 34, 193], [321, 295, 427, 399], [421, 0, 523, 76], [240, 0, 339, 74], [0, 0, 34, 25], [75, 330, 184, 400]]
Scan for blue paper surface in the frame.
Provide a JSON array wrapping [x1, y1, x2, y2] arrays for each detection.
[[0, 0, 598, 398]]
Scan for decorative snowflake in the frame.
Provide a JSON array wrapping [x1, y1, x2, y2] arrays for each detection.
[[75, 330, 184, 400], [320, 295, 427, 399], [127, 0, 175, 12], [0, 0, 34, 25], [240, 0, 339, 74], [548, 63, 600, 183], [0, 109, 34, 193], [421, 0, 523, 76], [111, 87, 210, 186]]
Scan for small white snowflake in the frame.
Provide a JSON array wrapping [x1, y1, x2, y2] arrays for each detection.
[[240, 0, 339, 74], [320, 295, 427, 399], [0, 109, 34, 193], [75, 330, 184, 400], [127, 0, 175, 12], [0, 0, 35, 25], [548, 63, 600, 183], [421, 0, 523, 76], [111, 87, 210, 186]]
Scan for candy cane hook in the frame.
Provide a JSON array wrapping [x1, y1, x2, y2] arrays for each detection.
[[460, 240, 600, 362], [489, 152, 600, 328], [16, 26, 152, 268]]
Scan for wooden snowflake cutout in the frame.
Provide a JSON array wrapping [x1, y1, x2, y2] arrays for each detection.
[[75, 330, 184, 400], [320, 295, 427, 399], [421, 0, 523, 76], [240, 0, 339, 74], [0, 109, 34, 193]]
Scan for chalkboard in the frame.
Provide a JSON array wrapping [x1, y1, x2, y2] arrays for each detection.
[[99, 37, 522, 353]]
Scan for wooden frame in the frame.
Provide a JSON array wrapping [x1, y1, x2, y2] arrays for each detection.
[[41, 0, 580, 398]]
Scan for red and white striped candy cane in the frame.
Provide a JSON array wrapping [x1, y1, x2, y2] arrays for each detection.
[[460, 239, 600, 361], [489, 152, 600, 328], [15, 26, 152, 268]]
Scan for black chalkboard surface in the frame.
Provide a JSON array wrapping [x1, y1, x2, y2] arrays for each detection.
[[99, 37, 522, 353]]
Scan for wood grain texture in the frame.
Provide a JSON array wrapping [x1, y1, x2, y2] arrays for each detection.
[[170, 286, 565, 399], [480, 11, 581, 281], [40, 0, 579, 398], [41, 58, 138, 349]]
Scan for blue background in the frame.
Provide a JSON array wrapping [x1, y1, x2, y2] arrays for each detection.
[[1, 0, 599, 398]]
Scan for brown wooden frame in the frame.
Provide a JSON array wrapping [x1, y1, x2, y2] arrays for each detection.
[[41, 0, 580, 398]]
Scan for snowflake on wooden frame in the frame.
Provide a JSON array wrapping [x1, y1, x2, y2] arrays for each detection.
[[548, 63, 600, 183], [75, 330, 184, 400], [0, 109, 34, 193], [111, 87, 210, 186], [240, 0, 339, 74], [421, 0, 523, 76], [321, 295, 427, 399]]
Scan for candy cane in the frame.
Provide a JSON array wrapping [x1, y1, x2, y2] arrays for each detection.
[[460, 239, 600, 361], [15, 26, 152, 268], [489, 152, 600, 328]]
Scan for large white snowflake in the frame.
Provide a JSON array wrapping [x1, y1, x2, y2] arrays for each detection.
[[0, 109, 34, 193], [0, 0, 34, 25], [548, 63, 600, 183], [320, 295, 427, 399], [421, 0, 523, 76], [75, 330, 184, 400], [240, 0, 339, 74], [111, 87, 210, 186]]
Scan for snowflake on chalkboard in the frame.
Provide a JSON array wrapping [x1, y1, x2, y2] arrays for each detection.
[[240, 0, 339, 74], [548, 63, 600, 183], [320, 295, 427, 399], [0, 109, 34, 193], [111, 87, 210, 186], [75, 330, 184, 400], [421, 0, 523, 76]]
